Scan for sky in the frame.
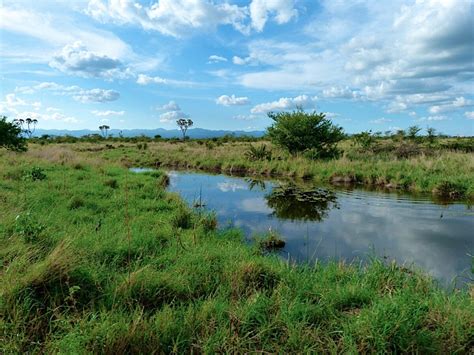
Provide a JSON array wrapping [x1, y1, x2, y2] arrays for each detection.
[[0, 0, 473, 135]]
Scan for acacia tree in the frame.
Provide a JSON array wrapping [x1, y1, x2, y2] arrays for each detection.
[[176, 118, 193, 141], [99, 125, 110, 138], [0, 116, 27, 151], [25, 118, 38, 138], [267, 109, 344, 159]]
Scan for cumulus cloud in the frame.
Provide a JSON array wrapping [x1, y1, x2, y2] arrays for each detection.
[[73, 89, 120, 103], [233, 114, 259, 121], [428, 97, 473, 114], [49, 42, 129, 79], [159, 110, 189, 123], [464, 111, 474, 120], [160, 101, 180, 111], [216, 94, 250, 106], [251, 95, 317, 114], [91, 110, 125, 116], [86, 0, 297, 37], [370, 117, 392, 124], [237, 0, 473, 114], [323, 86, 361, 99], [157, 100, 189, 123], [249, 0, 297, 32], [419, 115, 449, 122], [0, 93, 41, 116], [136, 74, 195, 87], [208, 55, 227, 63]]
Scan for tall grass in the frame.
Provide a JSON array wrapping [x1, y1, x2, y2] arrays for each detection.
[[0, 146, 472, 353]]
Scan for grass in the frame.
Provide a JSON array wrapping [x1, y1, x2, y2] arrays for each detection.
[[0, 145, 473, 353], [76, 137, 474, 200]]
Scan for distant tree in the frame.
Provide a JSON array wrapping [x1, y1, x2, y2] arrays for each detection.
[[407, 125, 421, 140], [99, 125, 110, 138], [25, 118, 38, 138], [353, 130, 375, 150], [267, 109, 344, 158], [0, 116, 27, 151], [176, 118, 193, 141], [426, 127, 437, 144]]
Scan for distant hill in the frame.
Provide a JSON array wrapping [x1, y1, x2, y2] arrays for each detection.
[[33, 128, 266, 139]]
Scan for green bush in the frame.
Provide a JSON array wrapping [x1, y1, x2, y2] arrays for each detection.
[[14, 212, 46, 243], [267, 109, 344, 158], [245, 144, 272, 161]]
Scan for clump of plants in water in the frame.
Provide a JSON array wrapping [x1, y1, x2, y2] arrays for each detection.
[[433, 181, 467, 200], [266, 184, 338, 221], [245, 144, 272, 161], [256, 228, 285, 251]]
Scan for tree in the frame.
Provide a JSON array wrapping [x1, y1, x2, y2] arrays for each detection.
[[407, 125, 421, 140], [176, 118, 193, 141], [427, 127, 437, 144], [99, 125, 110, 138], [266, 109, 344, 158], [0, 116, 27, 151]]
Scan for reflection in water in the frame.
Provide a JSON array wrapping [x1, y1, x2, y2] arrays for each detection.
[[167, 171, 474, 288], [266, 184, 338, 221]]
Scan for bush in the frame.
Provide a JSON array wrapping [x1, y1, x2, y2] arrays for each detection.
[[267, 109, 344, 158], [104, 179, 119, 189], [14, 212, 46, 243], [0, 116, 27, 151], [245, 144, 272, 161], [23, 167, 47, 181]]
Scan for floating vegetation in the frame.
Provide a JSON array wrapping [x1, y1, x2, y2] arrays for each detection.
[[256, 229, 286, 251], [266, 184, 338, 221]]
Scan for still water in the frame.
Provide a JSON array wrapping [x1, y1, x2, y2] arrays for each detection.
[[165, 170, 473, 287]]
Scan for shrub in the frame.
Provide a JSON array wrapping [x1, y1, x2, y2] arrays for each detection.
[[14, 212, 46, 243], [172, 208, 193, 229], [245, 144, 272, 161], [23, 167, 47, 181], [353, 130, 375, 150], [68, 196, 85, 210], [104, 179, 119, 189], [0, 116, 27, 151], [267, 109, 344, 158]]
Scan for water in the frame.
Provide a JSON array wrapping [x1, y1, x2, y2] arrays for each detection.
[[165, 170, 473, 288]]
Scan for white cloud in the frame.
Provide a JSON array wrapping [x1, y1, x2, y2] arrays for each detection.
[[249, 0, 297, 32], [324, 112, 340, 119], [464, 111, 474, 120], [136, 74, 195, 87], [73, 89, 120, 103], [159, 110, 189, 123], [0, 6, 131, 61], [370, 117, 392, 124], [208, 55, 227, 63], [86, 0, 297, 37], [233, 114, 259, 121], [49, 41, 130, 79], [429, 97, 473, 114], [160, 101, 180, 111], [158, 101, 189, 123], [86, 0, 248, 37], [0, 94, 41, 116], [14, 110, 79, 124], [216, 94, 250, 106], [232, 56, 250, 65], [237, 0, 473, 113], [323, 86, 361, 99], [419, 115, 449, 122], [251, 95, 318, 114], [91, 110, 125, 117]]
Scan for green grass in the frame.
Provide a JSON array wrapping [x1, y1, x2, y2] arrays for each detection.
[[1, 146, 473, 353], [85, 138, 474, 200]]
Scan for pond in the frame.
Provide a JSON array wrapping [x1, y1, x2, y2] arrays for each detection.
[[163, 170, 473, 288]]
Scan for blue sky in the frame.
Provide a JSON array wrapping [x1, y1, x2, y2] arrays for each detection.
[[1, 0, 473, 135]]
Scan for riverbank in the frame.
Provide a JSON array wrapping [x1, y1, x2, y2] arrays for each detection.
[[86, 139, 474, 201], [1, 146, 472, 353]]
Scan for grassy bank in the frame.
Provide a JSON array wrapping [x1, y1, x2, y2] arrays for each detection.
[[81, 138, 474, 200], [1, 146, 473, 353]]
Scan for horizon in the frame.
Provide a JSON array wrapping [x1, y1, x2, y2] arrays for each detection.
[[1, 0, 473, 136]]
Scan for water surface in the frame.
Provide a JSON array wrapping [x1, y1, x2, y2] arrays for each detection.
[[166, 171, 473, 288]]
